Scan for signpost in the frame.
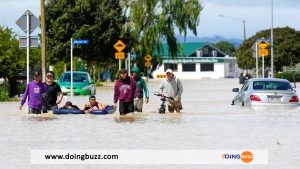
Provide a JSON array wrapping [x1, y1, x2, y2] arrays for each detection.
[[70, 38, 89, 96], [16, 10, 40, 84], [257, 38, 270, 78], [144, 55, 152, 81], [113, 40, 126, 70]]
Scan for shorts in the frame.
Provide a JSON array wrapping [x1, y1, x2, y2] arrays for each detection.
[[167, 99, 183, 113], [28, 108, 41, 114], [134, 98, 144, 112], [42, 105, 57, 113], [119, 101, 134, 115]]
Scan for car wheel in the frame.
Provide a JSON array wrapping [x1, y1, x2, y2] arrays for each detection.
[[242, 101, 245, 106]]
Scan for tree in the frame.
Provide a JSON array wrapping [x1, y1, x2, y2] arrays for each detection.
[[0, 26, 40, 97], [123, 0, 202, 65], [214, 41, 236, 57], [45, 0, 124, 70], [236, 27, 300, 72]]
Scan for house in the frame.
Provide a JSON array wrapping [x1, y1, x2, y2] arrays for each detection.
[[152, 42, 237, 79]]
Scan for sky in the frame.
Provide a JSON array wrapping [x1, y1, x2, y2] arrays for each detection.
[[0, 0, 300, 40]]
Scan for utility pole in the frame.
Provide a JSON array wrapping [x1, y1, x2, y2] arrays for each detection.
[[40, 0, 46, 82], [219, 14, 246, 41], [270, 0, 274, 77]]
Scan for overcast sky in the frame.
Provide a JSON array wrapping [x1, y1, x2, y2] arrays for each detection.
[[1, 0, 299, 40]]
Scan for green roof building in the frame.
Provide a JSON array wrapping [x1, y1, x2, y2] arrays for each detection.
[[152, 42, 237, 79]]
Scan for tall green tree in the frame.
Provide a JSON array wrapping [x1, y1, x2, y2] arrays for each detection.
[[214, 41, 236, 57], [0, 26, 40, 96], [236, 27, 300, 72], [45, 0, 124, 68], [123, 0, 202, 64]]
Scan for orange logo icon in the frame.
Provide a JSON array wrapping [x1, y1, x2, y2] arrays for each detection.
[[241, 151, 253, 163]]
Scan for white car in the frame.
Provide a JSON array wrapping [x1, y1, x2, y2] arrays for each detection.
[[231, 78, 299, 107]]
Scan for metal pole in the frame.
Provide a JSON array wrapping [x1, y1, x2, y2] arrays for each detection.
[[262, 56, 265, 78], [270, 0, 274, 77], [26, 11, 30, 84], [40, 0, 46, 82], [256, 42, 258, 78], [70, 38, 73, 96], [128, 52, 131, 75], [243, 20, 246, 41], [219, 14, 246, 41]]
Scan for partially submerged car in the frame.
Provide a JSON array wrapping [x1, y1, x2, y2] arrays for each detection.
[[231, 78, 299, 107], [58, 71, 96, 95]]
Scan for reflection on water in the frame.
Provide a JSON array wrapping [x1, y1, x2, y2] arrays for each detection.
[[0, 79, 299, 169]]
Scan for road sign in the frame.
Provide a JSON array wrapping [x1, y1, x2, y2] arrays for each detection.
[[259, 49, 269, 56], [144, 61, 152, 67], [16, 10, 39, 34], [144, 55, 152, 62], [257, 41, 269, 49], [113, 40, 126, 52], [73, 39, 89, 44], [115, 52, 125, 59], [19, 36, 39, 48]]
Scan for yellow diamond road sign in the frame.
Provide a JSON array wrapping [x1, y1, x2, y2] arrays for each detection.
[[144, 55, 152, 62], [113, 40, 126, 52], [257, 41, 269, 49]]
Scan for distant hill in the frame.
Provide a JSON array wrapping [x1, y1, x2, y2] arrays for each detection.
[[174, 35, 242, 48]]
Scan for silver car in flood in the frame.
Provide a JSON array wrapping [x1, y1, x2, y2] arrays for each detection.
[[231, 78, 299, 107]]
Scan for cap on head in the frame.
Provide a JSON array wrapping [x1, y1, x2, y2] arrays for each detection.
[[119, 68, 128, 74], [34, 71, 41, 77], [46, 71, 54, 77], [89, 95, 96, 100], [165, 69, 173, 74]]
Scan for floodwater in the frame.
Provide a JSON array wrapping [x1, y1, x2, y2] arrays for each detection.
[[0, 79, 299, 169]]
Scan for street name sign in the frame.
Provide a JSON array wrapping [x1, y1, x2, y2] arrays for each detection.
[[73, 39, 89, 44]]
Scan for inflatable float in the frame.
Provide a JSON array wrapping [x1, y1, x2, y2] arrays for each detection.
[[52, 105, 115, 115]]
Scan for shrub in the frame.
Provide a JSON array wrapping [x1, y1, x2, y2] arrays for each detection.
[[275, 71, 299, 82], [0, 86, 10, 101]]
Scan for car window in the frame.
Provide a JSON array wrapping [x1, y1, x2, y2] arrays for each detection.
[[74, 73, 88, 82], [60, 73, 88, 83], [61, 73, 71, 82], [253, 81, 292, 90]]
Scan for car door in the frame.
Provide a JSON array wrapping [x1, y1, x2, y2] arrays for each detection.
[[234, 81, 249, 106]]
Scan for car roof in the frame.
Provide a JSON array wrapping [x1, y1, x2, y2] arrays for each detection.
[[248, 78, 289, 82], [63, 71, 87, 74]]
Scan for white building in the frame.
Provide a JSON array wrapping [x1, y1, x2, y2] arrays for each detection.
[[152, 42, 237, 79]]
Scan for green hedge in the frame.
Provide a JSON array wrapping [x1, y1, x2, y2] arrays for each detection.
[[275, 72, 299, 82], [0, 86, 10, 101]]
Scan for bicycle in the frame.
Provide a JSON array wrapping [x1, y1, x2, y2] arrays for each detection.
[[154, 93, 173, 113]]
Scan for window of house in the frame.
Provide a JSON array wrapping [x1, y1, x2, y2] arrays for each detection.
[[164, 63, 178, 72], [200, 63, 214, 71], [182, 63, 196, 72]]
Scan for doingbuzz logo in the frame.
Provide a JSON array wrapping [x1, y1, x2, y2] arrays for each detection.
[[222, 151, 253, 163]]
